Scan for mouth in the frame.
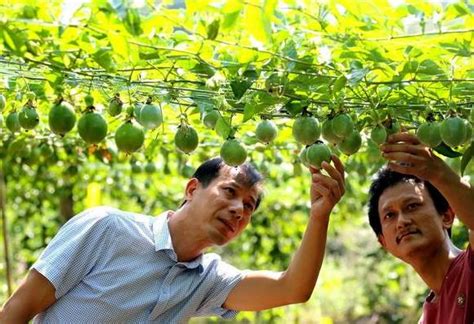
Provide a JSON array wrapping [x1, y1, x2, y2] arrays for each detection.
[[218, 218, 236, 234], [396, 230, 420, 244]]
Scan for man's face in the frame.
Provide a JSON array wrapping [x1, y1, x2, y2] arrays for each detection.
[[187, 166, 261, 246], [377, 181, 452, 262]]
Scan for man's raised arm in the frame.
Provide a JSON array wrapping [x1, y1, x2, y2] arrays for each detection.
[[224, 155, 345, 311]]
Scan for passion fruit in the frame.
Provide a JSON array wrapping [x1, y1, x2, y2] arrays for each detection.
[[108, 95, 123, 116], [292, 116, 321, 145], [371, 125, 387, 145], [18, 106, 39, 130], [84, 94, 94, 107], [220, 139, 247, 166], [416, 122, 442, 148], [338, 130, 362, 155], [332, 113, 354, 139], [174, 124, 199, 153], [306, 142, 331, 169], [321, 119, 342, 144], [256, 120, 278, 144], [48, 100, 76, 135], [440, 116, 467, 147], [299, 146, 310, 167], [78, 112, 108, 144], [115, 121, 145, 153], [139, 103, 163, 129], [202, 110, 219, 129], [6, 112, 21, 133]]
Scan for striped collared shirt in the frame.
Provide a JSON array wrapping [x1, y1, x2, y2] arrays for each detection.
[[32, 206, 244, 323]]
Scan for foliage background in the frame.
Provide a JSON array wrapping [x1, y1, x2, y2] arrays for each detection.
[[1, 0, 473, 322]]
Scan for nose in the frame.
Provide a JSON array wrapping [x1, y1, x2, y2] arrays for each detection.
[[396, 212, 413, 229], [229, 199, 244, 220]]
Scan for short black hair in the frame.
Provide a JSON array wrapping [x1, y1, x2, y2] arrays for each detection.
[[368, 167, 450, 237], [185, 157, 264, 210]]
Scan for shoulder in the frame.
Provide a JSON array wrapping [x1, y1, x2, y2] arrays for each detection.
[[202, 253, 242, 277]]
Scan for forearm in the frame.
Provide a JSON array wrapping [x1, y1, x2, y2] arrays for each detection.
[[0, 299, 33, 324], [282, 213, 330, 302], [431, 167, 474, 230]]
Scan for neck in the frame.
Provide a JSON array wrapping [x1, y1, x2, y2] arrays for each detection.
[[408, 237, 462, 294], [167, 206, 212, 262]]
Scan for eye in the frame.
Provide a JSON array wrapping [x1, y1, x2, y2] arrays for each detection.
[[407, 202, 420, 211], [244, 203, 254, 211], [384, 212, 395, 220], [224, 187, 235, 195]]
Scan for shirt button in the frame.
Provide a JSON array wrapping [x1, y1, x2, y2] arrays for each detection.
[[456, 293, 465, 307]]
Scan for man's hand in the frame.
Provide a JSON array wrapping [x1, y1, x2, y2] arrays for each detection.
[[309, 155, 345, 219], [380, 132, 448, 183], [381, 132, 474, 248]]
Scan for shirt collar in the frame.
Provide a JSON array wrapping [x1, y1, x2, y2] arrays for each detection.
[[152, 211, 203, 269]]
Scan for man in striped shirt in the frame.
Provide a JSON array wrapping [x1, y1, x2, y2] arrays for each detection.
[[1, 156, 345, 323]]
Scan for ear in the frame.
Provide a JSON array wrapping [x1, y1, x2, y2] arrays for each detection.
[[377, 234, 387, 249], [441, 206, 455, 231], [185, 178, 200, 201]]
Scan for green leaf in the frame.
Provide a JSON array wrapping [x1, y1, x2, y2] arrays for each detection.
[[418, 59, 444, 76], [222, 10, 241, 29], [433, 142, 462, 158], [207, 19, 220, 40], [230, 79, 252, 99], [285, 100, 306, 117], [123, 8, 143, 36], [333, 76, 347, 92], [215, 116, 232, 139], [92, 47, 116, 72], [461, 142, 474, 176]]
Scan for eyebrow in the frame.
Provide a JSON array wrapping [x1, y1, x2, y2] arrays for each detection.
[[228, 181, 258, 207], [380, 196, 423, 213]]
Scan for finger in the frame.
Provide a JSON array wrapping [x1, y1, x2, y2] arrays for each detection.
[[386, 161, 418, 175], [312, 174, 342, 199], [321, 161, 344, 192], [330, 155, 346, 184], [312, 185, 333, 201], [386, 132, 420, 145], [381, 143, 425, 155], [382, 152, 425, 165], [309, 166, 321, 175]]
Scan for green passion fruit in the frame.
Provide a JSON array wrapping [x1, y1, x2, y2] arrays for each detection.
[[306, 142, 331, 169], [416, 122, 442, 148], [332, 113, 354, 139], [220, 139, 247, 166], [338, 130, 362, 155], [292, 116, 321, 145], [48, 100, 76, 135], [115, 121, 145, 153], [202, 110, 219, 129], [174, 124, 199, 154], [6, 112, 21, 133], [108, 95, 123, 116], [255, 120, 278, 144], [139, 103, 163, 129], [322, 119, 342, 144], [440, 116, 467, 147], [78, 112, 108, 144], [18, 106, 39, 130], [371, 125, 387, 145]]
